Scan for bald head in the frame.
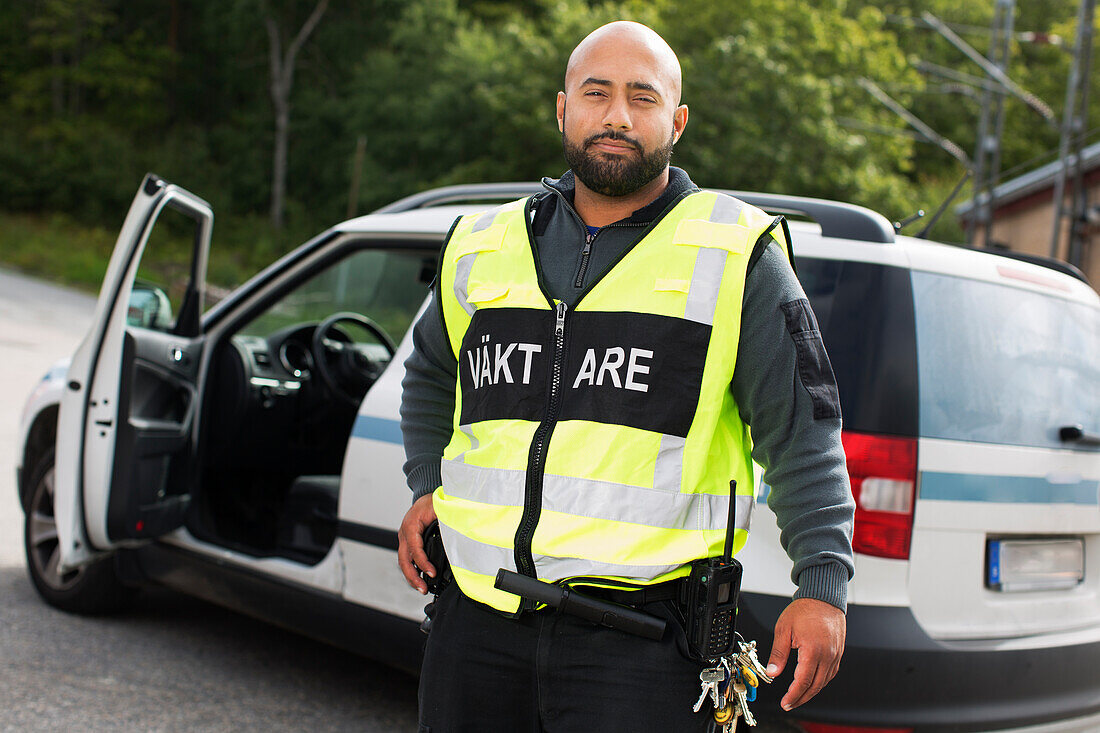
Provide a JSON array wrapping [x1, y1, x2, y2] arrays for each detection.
[[556, 21, 689, 202], [565, 21, 682, 105]]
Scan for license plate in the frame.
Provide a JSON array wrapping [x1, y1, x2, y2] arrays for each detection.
[[987, 538, 1084, 592]]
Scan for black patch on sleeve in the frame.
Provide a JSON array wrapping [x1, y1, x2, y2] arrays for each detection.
[[780, 298, 841, 420]]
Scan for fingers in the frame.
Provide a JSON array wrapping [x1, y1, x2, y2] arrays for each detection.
[[397, 526, 428, 594], [397, 495, 438, 594], [769, 598, 847, 710], [780, 651, 819, 711], [777, 634, 844, 709]]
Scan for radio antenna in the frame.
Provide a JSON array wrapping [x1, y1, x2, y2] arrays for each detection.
[[723, 480, 737, 562]]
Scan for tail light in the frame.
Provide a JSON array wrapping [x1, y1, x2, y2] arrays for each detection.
[[841, 431, 918, 560]]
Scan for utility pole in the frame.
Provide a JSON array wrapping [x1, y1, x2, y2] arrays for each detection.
[[969, 0, 1015, 248], [1049, 0, 1096, 266]]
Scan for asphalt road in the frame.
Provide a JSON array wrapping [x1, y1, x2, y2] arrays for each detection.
[[0, 268, 798, 733]]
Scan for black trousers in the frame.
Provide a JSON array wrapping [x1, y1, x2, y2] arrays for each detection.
[[418, 583, 711, 732]]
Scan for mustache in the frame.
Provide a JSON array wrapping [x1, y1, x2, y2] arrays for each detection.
[[584, 131, 641, 150]]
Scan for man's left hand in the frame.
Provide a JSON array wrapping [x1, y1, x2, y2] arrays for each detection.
[[765, 598, 846, 711]]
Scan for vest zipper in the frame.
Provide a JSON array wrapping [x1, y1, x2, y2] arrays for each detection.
[[513, 300, 568, 599]]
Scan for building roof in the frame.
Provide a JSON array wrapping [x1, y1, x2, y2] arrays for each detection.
[[956, 139, 1100, 218]]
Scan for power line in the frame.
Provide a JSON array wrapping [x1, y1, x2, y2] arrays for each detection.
[[921, 11, 1055, 122], [884, 13, 1066, 47], [857, 77, 972, 167]]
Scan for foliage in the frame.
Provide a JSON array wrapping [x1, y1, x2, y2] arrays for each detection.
[[653, 1, 921, 219], [0, 0, 1094, 276]]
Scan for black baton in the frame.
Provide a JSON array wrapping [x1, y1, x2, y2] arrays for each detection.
[[494, 569, 667, 640]]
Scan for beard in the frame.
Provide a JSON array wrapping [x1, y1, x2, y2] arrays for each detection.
[[562, 127, 675, 197]]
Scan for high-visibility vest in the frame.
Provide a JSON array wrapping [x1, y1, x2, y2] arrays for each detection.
[[434, 189, 788, 614]]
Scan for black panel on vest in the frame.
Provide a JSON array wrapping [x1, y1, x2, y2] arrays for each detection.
[[560, 312, 709, 437], [458, 308, 710, 437], [458, 308, 555, 425]]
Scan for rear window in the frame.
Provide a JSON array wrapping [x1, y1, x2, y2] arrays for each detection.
[[796, 257, 919, 437], [912, 271, 1100, 449]]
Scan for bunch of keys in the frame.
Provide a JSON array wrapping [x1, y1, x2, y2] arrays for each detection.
[[693, 638, 774, 732]]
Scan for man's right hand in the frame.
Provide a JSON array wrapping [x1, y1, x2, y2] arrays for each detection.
[[398, 493, 437, 594]]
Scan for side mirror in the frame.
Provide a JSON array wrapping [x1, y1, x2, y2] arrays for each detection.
[[127, 281, 174, 331]]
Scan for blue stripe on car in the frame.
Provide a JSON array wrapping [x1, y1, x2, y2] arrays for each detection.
[[921, 471, 1100, 505], [351, 415, 403, 445]]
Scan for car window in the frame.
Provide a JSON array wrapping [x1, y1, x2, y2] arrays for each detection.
[[795, 257, 920, 437], [239, 248, 433, 340], [912, 271, 1100, 449], [130, 205, 198, 332]]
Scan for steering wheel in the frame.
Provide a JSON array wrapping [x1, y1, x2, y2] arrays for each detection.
[[311, 312, 397, 406]]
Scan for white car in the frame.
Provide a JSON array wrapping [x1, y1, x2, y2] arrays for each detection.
[[17, 174, 1100, 732]]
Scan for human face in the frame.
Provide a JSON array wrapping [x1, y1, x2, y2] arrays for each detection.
[[556, 37, 688, 197]]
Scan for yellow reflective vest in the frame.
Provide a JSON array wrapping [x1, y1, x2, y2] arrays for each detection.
[[435, 189, 788, 614]]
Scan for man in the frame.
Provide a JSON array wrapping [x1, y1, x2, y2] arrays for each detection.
[[397, 20, 854, 731]]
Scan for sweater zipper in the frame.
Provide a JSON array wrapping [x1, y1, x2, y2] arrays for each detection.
[[513, 300, 568, 600], [574, 232, 594, 288], [548, 189, 650, 291]]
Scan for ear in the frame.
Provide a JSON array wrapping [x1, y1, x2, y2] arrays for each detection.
[[672, 104, 689, 144], [556, 91, 566, 133]]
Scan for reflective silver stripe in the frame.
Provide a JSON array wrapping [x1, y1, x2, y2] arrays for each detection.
[[684, 247, 727, 324], [709, 193, 745, 225], [441, 460, 751, 532], [544, 474, 734, 531], [441, 460, 525, 506], [683, 195, 745, 325], [453, 252, 478, 316], [470, 209, 498, 233], [533, 554, 683, 582], [452, 424, 479, 464], [453, 209, 504, 315], [653, 434, 685, 491], [438, 525, 683, 581], [732, 493, 754, 532], [439, 522, 516, 575]]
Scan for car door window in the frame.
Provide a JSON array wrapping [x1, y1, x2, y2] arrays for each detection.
[[240, 248, 433, 340], [131, 205, 202, 332]]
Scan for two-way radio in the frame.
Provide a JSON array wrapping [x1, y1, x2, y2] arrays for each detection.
[[681, 480, 743, 661]]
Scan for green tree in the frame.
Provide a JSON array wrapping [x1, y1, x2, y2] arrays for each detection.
[[654, 0, 920, 220]]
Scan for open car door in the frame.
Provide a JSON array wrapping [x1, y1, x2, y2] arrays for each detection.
[[55, 174, 211, 571]]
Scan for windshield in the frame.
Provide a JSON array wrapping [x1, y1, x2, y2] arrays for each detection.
[[912, 271, 1100, 450]]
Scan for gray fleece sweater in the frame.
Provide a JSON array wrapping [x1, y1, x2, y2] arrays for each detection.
[[400, 167, 855, 611]]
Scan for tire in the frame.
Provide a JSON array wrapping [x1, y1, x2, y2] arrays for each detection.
[[23, 447, 135, 614]]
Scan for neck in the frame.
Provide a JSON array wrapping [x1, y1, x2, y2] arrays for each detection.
[[572, 168, 670, 227]]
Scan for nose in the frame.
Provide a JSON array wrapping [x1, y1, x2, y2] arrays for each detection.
[[601, 94, 632, 131]]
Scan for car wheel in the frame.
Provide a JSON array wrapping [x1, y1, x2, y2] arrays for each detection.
[[23, 448, 134, 613]]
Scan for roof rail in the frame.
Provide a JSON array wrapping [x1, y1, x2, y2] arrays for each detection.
[[373, 182, 896, 244], [372, 183, 542, 214], [720, 191, 894, 244]]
